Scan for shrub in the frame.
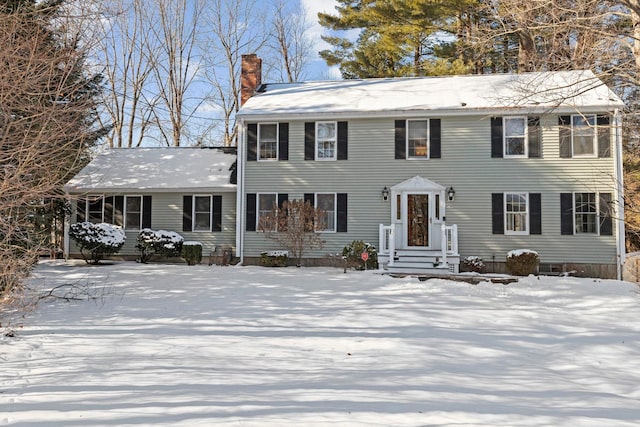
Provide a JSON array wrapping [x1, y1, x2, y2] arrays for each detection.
[[69, 222, 126, 264], [260, 250, 289, 267], [136, 229, 184, 263], [181, 241, 203, 265], [342, 240, 378, 270], [506, 249, 539, 276], [462, 256, 485, 273]]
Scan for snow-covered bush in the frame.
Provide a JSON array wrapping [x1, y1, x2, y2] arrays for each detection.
[[462, 256, 485, 273], [506, 249, 539, 276], [69, 222, 126, 264], [135, 229, 184, 263], [342, 240, 378, 270], [181, 241, 202, 266]]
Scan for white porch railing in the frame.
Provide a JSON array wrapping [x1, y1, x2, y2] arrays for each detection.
[[378, 223, 458, 268], [379, 223, 396, 267]]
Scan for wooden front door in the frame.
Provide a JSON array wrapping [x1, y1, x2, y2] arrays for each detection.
[[407, 194, 430, 247]]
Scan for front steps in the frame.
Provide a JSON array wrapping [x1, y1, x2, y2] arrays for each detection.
[[380, 249, 460, 275]]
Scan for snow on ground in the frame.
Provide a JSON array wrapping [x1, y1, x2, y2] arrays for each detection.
[[2, 261, 640, 427]]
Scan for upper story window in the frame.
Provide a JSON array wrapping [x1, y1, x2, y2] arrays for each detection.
[[504, 192, 529, 235], [316, 122, 337, 160], [258, 123, 278, 160], [572, 115, 596, 156], [407, 119, 429, 158], [504, 117, 527, 157]]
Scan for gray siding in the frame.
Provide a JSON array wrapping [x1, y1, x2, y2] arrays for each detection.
[[243, 115, 618, 264], [68, 192, 236, 258]]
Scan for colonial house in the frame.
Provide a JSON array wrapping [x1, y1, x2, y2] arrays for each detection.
[[64, 54, 625, 278], [235, 55, 625, 278], [64, 148, 237, 258]]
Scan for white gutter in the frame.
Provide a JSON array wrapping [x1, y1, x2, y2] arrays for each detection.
[[614, 108, 625, 280], [235, 118, 245, 265]]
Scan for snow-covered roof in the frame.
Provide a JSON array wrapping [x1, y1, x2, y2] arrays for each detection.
[[65, 148, 236, 193], [238, 70, 623, 120]]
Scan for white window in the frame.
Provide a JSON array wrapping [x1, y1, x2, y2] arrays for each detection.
[[193, 195, 212, 231], [316, 193, 336, 232], [504, 193, 529, 235], [504, 117, 527, 157], [258, 123, 278, 160], [316, 122, 337, 160], [574, 192, 597, 233], [86, 195, 103, 223], [407, 119, 429, 158], [572, 115, 596, 156], [124, 196, 142, 230], [257, 193, 277, 231]]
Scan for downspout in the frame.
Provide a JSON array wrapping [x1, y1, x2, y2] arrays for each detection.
[[614, 108, 625, 280], [236, 118, 245, 265]]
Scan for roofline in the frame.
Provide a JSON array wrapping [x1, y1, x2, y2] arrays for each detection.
[[64, 186, 237, 194], [237, 104, 624, 122]]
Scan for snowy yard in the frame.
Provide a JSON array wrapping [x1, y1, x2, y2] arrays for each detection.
[[2, 261, 640, 427]]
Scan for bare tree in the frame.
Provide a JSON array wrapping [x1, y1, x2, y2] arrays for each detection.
[[1, 1, 106, 297], [265, 0, 313, 82], [98, 0, 159, 147], [202, 0, 268, 147], [258, 199, 326, 267]]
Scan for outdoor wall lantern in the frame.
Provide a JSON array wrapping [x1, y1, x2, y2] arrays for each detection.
[[447, 187, 456, 202], [382, 186, 390, 201]]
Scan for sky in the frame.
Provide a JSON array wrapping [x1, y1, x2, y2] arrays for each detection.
[[300, 0, 342, 80]]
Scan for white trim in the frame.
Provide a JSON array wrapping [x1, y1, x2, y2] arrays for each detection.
[[504, 192, 529, 235], [315, 192, 337, 233], [614, 109, 625, 279], [406, 119, 430, 159], [503, 116, 528, 158], [256, 192, 277, 231], [236, 119, 245, 264], [571, 114, 598, 158], [315, 121, 337, 161], [573, 192, 599, 234], [257, 122, 278, 161], [192, 194, 213, 232]]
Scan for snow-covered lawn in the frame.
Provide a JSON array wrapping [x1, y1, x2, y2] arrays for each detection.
[[2, 261, 640, 427]]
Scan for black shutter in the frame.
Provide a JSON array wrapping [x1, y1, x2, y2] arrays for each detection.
[[430, 119, 441, 159], [560, 193, 574, 235], [530, 193, 541, 235], [142, 196, 152, 229], [559, 116, 572, 158], [104, 196, 114, 224], [304, 193, 314, 206], [395, 120, 406, 159], [182, 195, 192, 232], [337, 193, 348, 232], [599, 193, 613, 235], [492, 193, 504, 234], [114, 196, 124, 226], [277, 193, 288, 209], [212, 195, 222, 232], [278, 123, 289, 161], [246, 193, 257, 232], [337, 121, 348, 160], [76, 198, 86, 222], [247, 123, 257, 161], [304, 122, 315, 160], [597, 115, 611, 158], [528, 117, 541, 158], [491, 117, 503, 158]]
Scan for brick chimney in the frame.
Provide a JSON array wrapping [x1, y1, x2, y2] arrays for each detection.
[[241, 54, 262, 107]]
